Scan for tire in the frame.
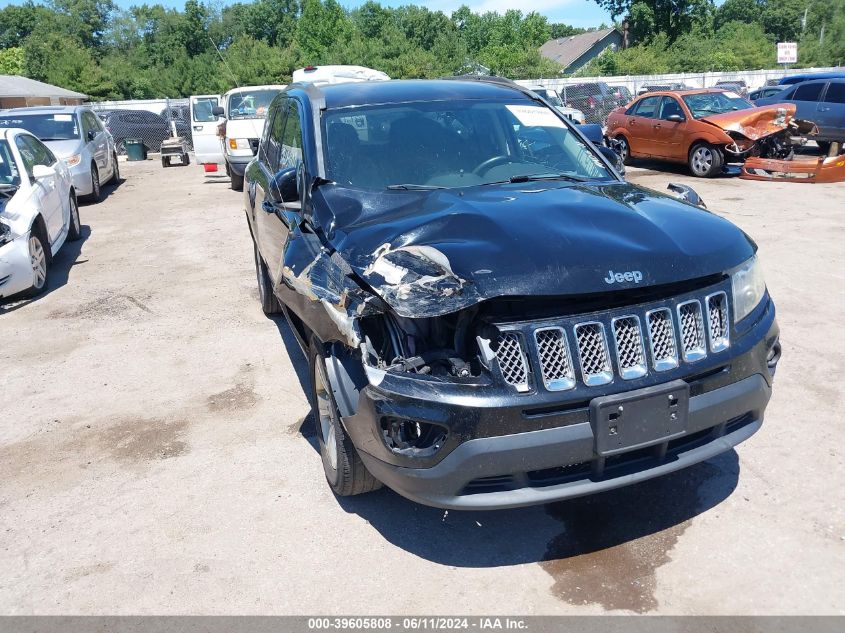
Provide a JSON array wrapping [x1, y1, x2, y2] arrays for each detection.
[[67, 193, 81, 242], [182, 153, 190, 166], [110, 153, 121, 183], [614, 134, 633, 165], [309, 337, 382, 497], [25, 224, 49, 297], [230, 170, 244, 191], [161, 157, 169, 168], [688, 142, 724, 178], [253, 238, 282, 315], [816, 141, 831, 156], [87, 164, 101, 202]]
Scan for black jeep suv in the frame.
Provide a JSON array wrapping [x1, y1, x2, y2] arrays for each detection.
[[244, 78, 780, 510]]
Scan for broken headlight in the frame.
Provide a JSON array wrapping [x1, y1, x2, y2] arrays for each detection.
[[730, 255, 767, 323], [0, 221, 12, 246]]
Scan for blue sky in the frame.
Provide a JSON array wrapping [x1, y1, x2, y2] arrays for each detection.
[[0, 0, 615, 30]]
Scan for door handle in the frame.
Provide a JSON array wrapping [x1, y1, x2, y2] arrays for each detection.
[[653, 123, 661, 129], [193, 125, 203, 131]]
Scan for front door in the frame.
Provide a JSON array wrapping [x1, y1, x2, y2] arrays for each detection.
[[817, 82, 845, 142], [190, 95, 224, 165]]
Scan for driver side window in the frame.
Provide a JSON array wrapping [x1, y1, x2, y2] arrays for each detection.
[[16, 135, 55, 177], [658, 97, 685, 120]]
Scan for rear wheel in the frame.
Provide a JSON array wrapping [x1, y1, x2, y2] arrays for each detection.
[[161, 156, 169, 168], [688, 143, 723, 178], [309, 338, 382, 497], [614, 134, 632, 165], [87, 164, 101, 201], [816, 141, 831, 156], [110, 153, 121, 183], [67, 194, 81, 241]]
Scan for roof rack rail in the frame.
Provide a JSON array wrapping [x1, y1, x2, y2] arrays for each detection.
[[441, 74, 544, 103]]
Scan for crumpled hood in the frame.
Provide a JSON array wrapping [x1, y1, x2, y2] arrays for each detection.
[[314, 181, 754, 318], [701, 103, 797, 140]]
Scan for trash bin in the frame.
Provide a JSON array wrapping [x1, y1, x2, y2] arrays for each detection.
[[125, 139, 147, 161]]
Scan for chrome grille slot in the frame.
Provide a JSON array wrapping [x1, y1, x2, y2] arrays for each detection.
[[612, 316, 647, 380], [706, 292, 730, 352], [646, 308, 679, 371], [495, 332, 530, 392], [534, 327, 575, 391], [677, 300, 706, 362], [574, 322, 613, 386]]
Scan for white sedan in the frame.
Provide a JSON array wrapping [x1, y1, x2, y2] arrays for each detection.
[[0, 127, 80, 299]]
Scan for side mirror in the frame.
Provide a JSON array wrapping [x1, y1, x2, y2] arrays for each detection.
[[32, 164, 54, 180], [667, 182, 707, 209], [270, 167, 299, 203], [598, 146, 625, 175], [211, 106, 225, 118], [666, 114, 685, 123], [87, 130, 97, 141]]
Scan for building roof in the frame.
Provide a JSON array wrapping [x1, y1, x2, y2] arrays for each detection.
[[540, 28, 621, 69], [0, 75, 86, 99]]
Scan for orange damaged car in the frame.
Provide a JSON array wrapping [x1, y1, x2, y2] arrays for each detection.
[[606, 89, 782, 177]]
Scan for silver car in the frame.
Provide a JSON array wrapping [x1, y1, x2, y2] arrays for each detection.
[[0, 105, 120, 202]]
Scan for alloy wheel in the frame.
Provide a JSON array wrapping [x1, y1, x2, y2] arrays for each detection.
[[691, 146, 713, 176], [29, 235, 47, 289], [313, 359, 339, 471]]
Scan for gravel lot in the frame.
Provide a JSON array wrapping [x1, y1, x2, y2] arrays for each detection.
[[1, 157, 843, 615]]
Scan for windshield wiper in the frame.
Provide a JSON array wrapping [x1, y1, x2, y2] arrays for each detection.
[[386, 183, 447, 190], [507, 173, 589, 183]]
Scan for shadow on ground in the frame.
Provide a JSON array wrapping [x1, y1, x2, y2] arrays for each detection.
[[0, 225, 91, 314]]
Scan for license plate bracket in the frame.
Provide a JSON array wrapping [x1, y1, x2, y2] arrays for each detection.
[[590, 380, 690, 456]]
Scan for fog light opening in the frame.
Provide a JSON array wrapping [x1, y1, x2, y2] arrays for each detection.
[[381, 417, 448, 456], [767, 339, 781, 376]]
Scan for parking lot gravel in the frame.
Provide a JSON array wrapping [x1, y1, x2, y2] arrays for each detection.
[[1, 158, 843, 614]]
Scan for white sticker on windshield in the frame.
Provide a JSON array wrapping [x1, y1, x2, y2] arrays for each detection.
[[54, 114, 73, 121], [722, 92, 741, 100], [506, 105, 565, 128]]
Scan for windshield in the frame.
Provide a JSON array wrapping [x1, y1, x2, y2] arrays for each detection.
[[228, 90, 279, 119], [323, 100, 614, 190], [0, 113, 80, 141], [682, 92, 753, 118], [0, 140, 21, 187]]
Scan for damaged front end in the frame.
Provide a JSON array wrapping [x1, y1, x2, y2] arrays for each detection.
[[740, 151, 845, 183], [704, 104, 820, 162]]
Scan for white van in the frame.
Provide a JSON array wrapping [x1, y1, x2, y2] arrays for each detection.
[[213, 84, 286, 190], [292, 66, 389, 86]]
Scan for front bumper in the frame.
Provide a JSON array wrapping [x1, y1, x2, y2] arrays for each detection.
[[69, 164, 93, 196], [0, 231, 35, 299], [358, 374, 769, 509], [343, 297, 779, 510]]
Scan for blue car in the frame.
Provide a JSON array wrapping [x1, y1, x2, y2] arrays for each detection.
[[756, 78, 845, 151]]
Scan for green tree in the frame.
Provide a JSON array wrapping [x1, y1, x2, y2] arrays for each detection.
[[592, 0, 713, 41], [0, 47, 24, 75]]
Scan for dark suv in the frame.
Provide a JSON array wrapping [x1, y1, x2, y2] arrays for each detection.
[[245, 78, 780, 510]]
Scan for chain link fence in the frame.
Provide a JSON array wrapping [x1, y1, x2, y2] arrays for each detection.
[[89, 98, 193, 154], [516, 66, 845, 125]]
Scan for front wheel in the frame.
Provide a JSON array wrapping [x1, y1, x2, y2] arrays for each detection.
[[25, 227, 49, 297], [87, 164, 101, 202], [309, 339, 382, 497], [111, 153, 121, 183], [253, 238, 282, 315], [688, 143, 723, 178], [67, 194, 81, 241], [230, 170, 244, 191]]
